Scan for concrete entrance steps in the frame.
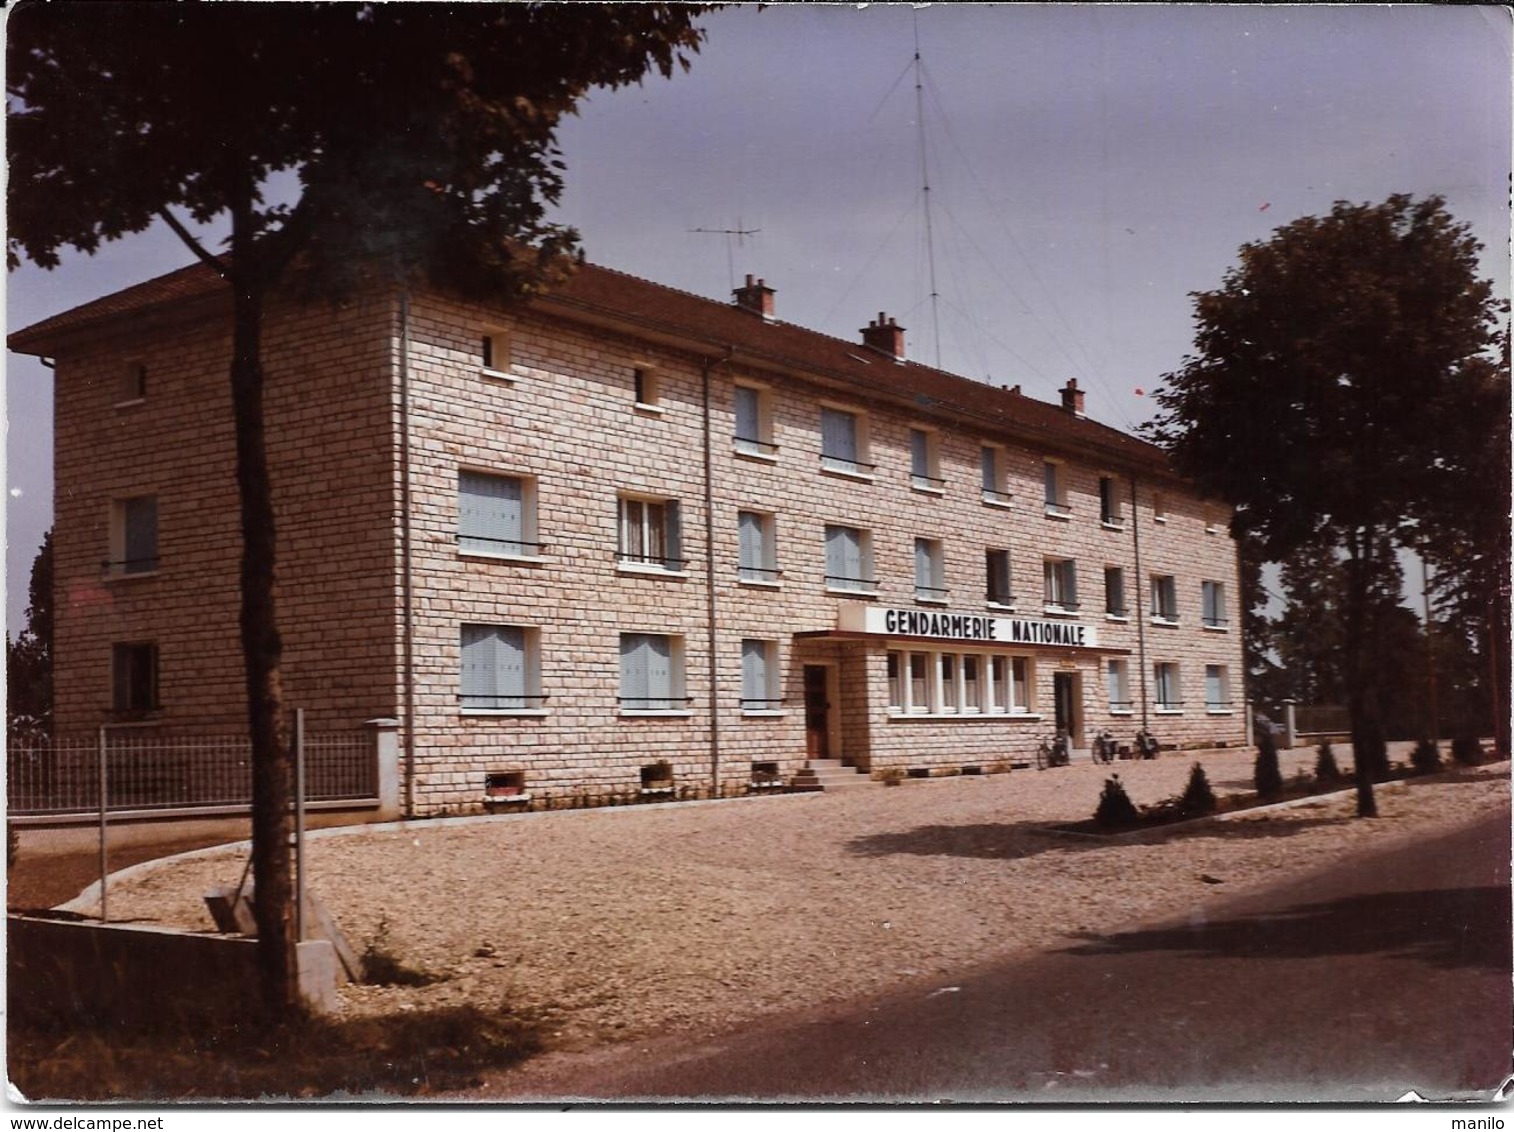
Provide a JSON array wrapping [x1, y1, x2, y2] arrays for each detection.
[[790, 758, 879, 793]]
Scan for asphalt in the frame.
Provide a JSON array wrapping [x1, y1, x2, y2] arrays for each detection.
[[481, 805, 1513, 1104]]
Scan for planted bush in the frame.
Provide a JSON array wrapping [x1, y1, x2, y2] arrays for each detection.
[[1254, 729, 1283, 799], [1179, 762, 1217, 817], [1410, 738, 1443, 775], [1094, 774, 1141, 829], [1314, 741, 1341, 783], [1451, 735, 1483, 766]]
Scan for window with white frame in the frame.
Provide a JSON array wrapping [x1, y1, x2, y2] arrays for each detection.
[[733, 384, 776, 457], [460, 624, 542, 711], [480, 329, 511, 378], [618, 496, 683, 571], [458, 471, 539, 558], [1154, 662, 1183, 711], [740, 639, 782, 711], [914, 538, 946, 602], [1206, 664, 1231, 712], [1099, 476, 1124, 526], [1107, 658, 1133, 713], [887, 649, 1032, 714], [1105, 566, 1127, 617], [1202, 580, 1228, 629], [909, 428, 944, 491], [825, 524, 876, 593], [112, 642, 160, 713], [1043, 460, 1070, 518], [1012, 656, 1031, 709], [908, 651, 929, 711], [632, 365, 660, 409], [820, 407, 872, 476], [981, 445, 1012, 506], [961, 654, 984, 713], [986, 548, 1014, 607], [888, 652, 904, 709], [107, 495, 159, 577], [737, 510, 779, 584], [1150, 574, 1179, 623], [1044, 557, 1079, 613], [939, 653, 959, 711], [619, 633, 687, 712]]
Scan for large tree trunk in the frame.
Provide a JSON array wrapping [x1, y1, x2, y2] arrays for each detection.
[[229, 279, 299, 1017], [1344, 534, 1385, 818]]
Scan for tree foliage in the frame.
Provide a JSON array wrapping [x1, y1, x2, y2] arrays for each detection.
[[1149, 195, 1505, 816], [7, 530, 54, 739], [7, 2, 711, 1014]]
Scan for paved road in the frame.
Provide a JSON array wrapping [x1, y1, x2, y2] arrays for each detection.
[[486, 807, 1511, 1104]]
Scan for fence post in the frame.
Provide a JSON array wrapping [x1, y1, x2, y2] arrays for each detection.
[[1283, 698, 1298, 751], [1244, 700, 1254, 749], [365, 718, 401, 819], [295, 708, 306, 943], [97, 726, 109, 922]]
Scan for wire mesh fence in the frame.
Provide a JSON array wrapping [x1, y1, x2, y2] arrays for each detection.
[[7, 731, 378, 816]]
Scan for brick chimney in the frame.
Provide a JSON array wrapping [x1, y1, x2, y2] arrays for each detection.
[[732, 274, 775, 319], [861, 313, 906, 362], [1060, 378, 1086, 417]]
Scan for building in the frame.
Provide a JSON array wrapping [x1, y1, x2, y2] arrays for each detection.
[[11, 260, 1246, 815]]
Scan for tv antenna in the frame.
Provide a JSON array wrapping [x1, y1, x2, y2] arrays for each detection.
[[690, 224, 761, 291]]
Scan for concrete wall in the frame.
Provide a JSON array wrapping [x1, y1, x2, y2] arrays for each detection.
[[8, 913, 337, 1028]]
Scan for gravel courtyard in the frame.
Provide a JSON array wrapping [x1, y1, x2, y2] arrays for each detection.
[[68, 746, 1510, 1052]]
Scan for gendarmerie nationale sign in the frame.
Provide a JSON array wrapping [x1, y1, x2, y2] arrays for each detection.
[[836, 604, 1100, 649]]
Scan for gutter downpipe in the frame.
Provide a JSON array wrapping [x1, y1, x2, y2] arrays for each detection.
[[399, 290, 416, 819], [1131, 476, 1150, 732], [701, 349, 733, 794]]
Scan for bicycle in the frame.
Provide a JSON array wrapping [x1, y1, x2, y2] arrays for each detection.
[[1036, 730, 1070, 771], [1091, 728, 1116, 764], [1135, 728, 1161, 759]]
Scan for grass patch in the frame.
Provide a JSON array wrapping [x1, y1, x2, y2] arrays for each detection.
[[9, 1001, 545, 1101]]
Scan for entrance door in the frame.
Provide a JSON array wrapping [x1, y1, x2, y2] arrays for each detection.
[[803, 665, 831, 760], [1053, 672, 1080, 741]]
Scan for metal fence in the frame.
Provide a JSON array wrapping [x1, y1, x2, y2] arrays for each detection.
[[7, 731, 377, 817], [1294, 705, 1350, 736]]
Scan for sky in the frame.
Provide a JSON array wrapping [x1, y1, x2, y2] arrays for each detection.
[[5, 3, 1511, 635]]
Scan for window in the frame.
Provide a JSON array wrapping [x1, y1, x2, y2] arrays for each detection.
[[1104, 566, 1127, 618], [1150, 574, 1179, 623], [741, 639, 781, 711], [458, 472, 539, 558], [888, 649, 1031, 715], [820, 407, 873, 477], [1152, 491, 1168, 522], [618, 496, 683, 572], [120, 361, 147, 403], [1044, 557, 1079, 613], [1206, 665, 1232, 712], [909, 429, 944, 492], [619, 633, 687, 712], [112, 642, 160, 713], [908, 652, 929, 712], [1154, 662, 1183, 711], [107, 495, 159, 577], [914, 538, 946, 603], [1011, 656, 1031, 711], [737, 510, 779, 584], [733, 384, 776, 457], [1107, 659, 1133, 713], [939, 654, 958, 711], [981, 445, 1012, 506], [1043, 460, 1070, 518], [1204, 503, 1222, 534], [888, 652, 904, 709], [1202, 580, 1228, 629], [480, 329, 511, 378], [1099, 476, 1124, 527], [632, 365, 660, 409], [460, 625, 542, 711], [986, 549, 1015, 607], [961, 655, 983, 713], [825, 524, 876, 593]]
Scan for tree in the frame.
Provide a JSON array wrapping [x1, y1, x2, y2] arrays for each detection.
[[8, 2, 710, 1016], [7, 530, 53, 739], [1149, 195, 1503, 818]]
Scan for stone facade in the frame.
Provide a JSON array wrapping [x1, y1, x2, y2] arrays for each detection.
[[18, 261, 1246, 817]]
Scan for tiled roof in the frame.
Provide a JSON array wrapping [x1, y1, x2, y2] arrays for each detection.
[[9, 256, 1170, 474]]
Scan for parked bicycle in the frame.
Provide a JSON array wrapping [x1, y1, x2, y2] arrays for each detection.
[[1036, 730, 1070, 770], [1091, 728, 1116, 764], [1134, 728, 1161, 759]]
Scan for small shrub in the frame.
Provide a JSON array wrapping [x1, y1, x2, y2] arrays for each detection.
[[1094, 774, 1140, 829], [1254, 730, 1283, 799], [1410, 738, 1443, 775], [1451, 735, 1483, 766], [1314, 741, 1341, 783], [1179, 762, 1217, 817]]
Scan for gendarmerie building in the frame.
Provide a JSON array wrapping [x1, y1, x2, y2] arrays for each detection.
[[12, 262, 1246, 815]]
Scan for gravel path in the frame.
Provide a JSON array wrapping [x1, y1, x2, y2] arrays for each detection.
[[69, 748, 1510, 1052]]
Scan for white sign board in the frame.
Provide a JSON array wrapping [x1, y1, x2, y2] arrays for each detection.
[[837, 604, 1100, 649]]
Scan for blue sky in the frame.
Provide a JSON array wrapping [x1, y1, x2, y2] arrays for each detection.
[[6, 3, 1510, 634]]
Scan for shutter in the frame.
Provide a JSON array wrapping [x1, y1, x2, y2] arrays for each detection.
[[911, 430, 928, 477], [915, 540, 931, 589], [825, 525, 844, 580], [739, 511, 763, 574], [498, 627, 526, 707], [460, 625, 496, 707], [620, 634, 649, 705], [1044, 462, 1057, 504], [1065, 562, 1078, 608], [981, 447, 996, 491], [646, 635, 674, 708], [741, 640, 767, 705], [460, 473, 522, 553], [1206, 665, 1223, 706], [734, 387, 759, 441], [665, 500, 682, 568], [821, 408, 856, 462]]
